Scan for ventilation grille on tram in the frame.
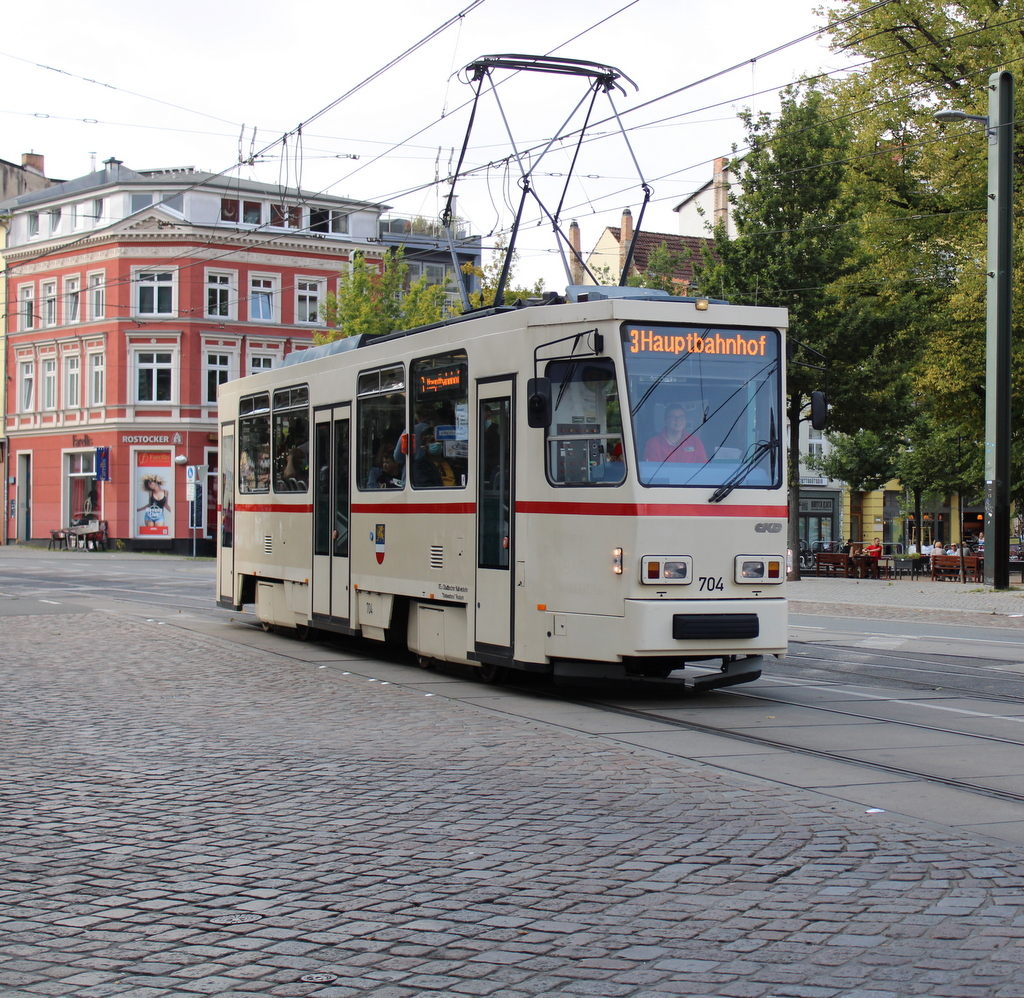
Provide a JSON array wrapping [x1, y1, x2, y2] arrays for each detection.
[[264, 535, 273, 555], [429, 545, 444, 570]]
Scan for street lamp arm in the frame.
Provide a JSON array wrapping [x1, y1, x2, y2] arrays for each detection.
[[934, 109, 989, 125]]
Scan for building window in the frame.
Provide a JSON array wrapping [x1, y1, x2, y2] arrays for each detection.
[[89, 353, 105, 406], [808, 427, 823, 461], [250, 354, 275, 375], [271, 204, 302, 228], [243, 201, 261, 225], [310, 208, 348, 233], [65, 277, 81, 323], [42, 358, 57, 410], [20, 361, 35, 412], [203, 270, 235, 317], [41, 281, 58, 326], [92, 198, 104, 226], [296, 279, 323, 323], [206, 353, 231, 403], [221, 199, 239, 222], [65, 355, 81, 409], [88, 273, 105, 320], [131, 193, 153, 213], [136, 271, 175, 315], [249, 276, 277, 321], [27, 213, 40, 238], [48, 208, 62, 234], [72, 203, 87, 229], [136, 351, 174, 403], [18, 285, 34, 331]]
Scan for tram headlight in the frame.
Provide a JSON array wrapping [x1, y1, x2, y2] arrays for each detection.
[[612, 548, 623, 574], [640, 555, 692, 584], [735, 556, 784, 584]]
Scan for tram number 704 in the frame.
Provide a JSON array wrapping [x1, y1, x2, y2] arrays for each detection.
[[698, 577, 725, 592]]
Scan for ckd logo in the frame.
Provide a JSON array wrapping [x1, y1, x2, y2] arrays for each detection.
[[755, 522, 783, 533]]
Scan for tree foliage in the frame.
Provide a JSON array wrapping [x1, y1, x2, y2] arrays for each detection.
[[317, 247, 447, 342], [462, 235, 544, 309]]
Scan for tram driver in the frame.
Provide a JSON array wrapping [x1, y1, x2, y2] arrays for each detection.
[[645, 404, 707, 463]]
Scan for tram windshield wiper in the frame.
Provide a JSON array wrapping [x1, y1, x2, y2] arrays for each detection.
[[708, 440, 773, 503]]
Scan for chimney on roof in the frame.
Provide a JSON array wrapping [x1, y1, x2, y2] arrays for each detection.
[[569, 220, 584, 285], [103, 157, 123, 180], [619, 207, 633, 276], [22, 152, 44, 176], [713, 156, 729, 230]]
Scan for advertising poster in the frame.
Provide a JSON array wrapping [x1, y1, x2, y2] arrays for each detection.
[[135, 451, 173, 538]]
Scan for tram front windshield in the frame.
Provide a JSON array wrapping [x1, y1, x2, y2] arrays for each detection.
[[620, 322, 782, 490]]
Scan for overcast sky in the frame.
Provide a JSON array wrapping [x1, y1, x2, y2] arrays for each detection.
[[2, 0, 848, 288]]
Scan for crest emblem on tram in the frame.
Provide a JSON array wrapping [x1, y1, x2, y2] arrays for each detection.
[[375, 523, 386, 564]]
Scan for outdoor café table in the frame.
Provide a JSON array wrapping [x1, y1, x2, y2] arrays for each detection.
[[66, 521, 104, 550], [850, 554, 880, 579]]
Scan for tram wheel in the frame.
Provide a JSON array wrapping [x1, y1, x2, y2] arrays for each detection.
[[416, 655, 435, 670], [260, 620, 274, 633], [477, 662, 508, 684], [294, 622, 314, 641]]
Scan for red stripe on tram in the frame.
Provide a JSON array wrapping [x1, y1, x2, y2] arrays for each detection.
[[351, 502, 477, 515], [515, 501, 788, 518], [236, 503, 314, 514]]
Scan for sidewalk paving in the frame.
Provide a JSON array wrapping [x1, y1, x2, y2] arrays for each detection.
[[4, 554, 1024, 995]]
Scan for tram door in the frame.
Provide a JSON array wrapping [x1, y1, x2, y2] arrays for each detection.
[[311, 405, 352, 627], [475, 381, 514, 655], [218, 427, 235, 605]]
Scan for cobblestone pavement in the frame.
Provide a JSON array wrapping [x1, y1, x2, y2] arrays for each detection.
[[5, 602, 1024, 996]]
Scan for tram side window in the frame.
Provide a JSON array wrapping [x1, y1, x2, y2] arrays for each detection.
[[409, 350, 469, 489], [357, 364, 406, 491], [273, 385, 310, 492], [238, 392, 270, 494], [543, 359, 624, 485]]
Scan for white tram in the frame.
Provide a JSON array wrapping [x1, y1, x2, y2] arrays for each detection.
[[216, 286, 789, 690]]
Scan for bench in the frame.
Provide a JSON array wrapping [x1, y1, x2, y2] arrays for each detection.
[[815, 552, 852, 577], [931, 555, 982, 583]]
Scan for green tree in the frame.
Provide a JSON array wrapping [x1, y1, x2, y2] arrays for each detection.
[[317, 247, 447, 342], [626, 241, 693, 293], [694, 85, 916, 577], [821, 0, 1024, 508], [463, 234, 545, 309]]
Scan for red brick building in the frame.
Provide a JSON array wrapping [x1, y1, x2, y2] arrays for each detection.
[[2, 159, 388, 552]]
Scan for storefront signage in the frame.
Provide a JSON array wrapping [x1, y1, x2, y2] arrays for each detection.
[[73, 435, 93, 447], [122, 433, 184, 444], [95, 447, 110, 482]]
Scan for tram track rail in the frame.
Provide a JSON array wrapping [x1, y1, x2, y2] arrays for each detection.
[[544, 682, 1024, 809]]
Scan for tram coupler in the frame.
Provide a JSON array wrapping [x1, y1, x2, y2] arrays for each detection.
[[689, 655, 763, 692]]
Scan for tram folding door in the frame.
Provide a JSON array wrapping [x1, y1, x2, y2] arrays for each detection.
[[475, 381, 514, 656], [218, 428, 235, 606], [311, 405, 352, 629]]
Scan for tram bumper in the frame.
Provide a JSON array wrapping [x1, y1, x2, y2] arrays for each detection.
[[545, 598, 785, 687]]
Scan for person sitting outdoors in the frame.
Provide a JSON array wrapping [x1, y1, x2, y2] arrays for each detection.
[[865, 538, 883, 560], [645, 405, 707, 463]]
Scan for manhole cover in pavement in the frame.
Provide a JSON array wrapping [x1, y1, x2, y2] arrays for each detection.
[[299, 974, 339, 983], [209, 912, 264, 925]]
